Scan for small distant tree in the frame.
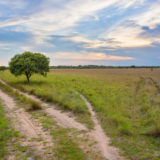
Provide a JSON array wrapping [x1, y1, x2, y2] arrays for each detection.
[[131, 65, 135, 68], [9, 52, 50, 83]]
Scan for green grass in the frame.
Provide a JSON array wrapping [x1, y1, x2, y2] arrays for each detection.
[[0, 70, 93, 129], [0, 69, 160, 159], [41, 117, 87, 160], [32, 111, 104, 160], [0, 85, 46, 159], [0, 102, 17, 158], [0, 101, 35, 160], [0, 81, 42, 112], [0, 77, 94, 160]]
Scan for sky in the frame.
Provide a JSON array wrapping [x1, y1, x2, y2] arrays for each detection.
[[0, 0, 160, 66]]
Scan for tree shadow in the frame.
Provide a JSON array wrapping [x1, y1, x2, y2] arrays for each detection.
[[11, 80, 48, 86]]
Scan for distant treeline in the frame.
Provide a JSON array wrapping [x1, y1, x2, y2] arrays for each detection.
[[50, 65, 160, 69], [0, 66, 8, 71], [1, 65, 160, 70]]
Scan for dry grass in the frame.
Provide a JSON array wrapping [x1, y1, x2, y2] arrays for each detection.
[[0, 68, 160, 159]]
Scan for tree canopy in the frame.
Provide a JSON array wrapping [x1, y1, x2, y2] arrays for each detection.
[[9, 52, 50, 83]]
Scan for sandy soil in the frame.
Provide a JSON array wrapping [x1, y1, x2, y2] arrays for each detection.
[[0, 89, 53, 159], [16, 90, 87, 131]]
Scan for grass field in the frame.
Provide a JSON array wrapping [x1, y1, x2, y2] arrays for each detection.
[[0, 79, 95, 160], [0, 68, 160, 159], [0, 102, 15, 158]]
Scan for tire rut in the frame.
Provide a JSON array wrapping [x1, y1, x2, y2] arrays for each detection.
[[80, 94, 123, 160], [0, 79, 123, 160], [148, 77, 160, 94], [0, 89, 53, 159], [0, 79, 87, 131]]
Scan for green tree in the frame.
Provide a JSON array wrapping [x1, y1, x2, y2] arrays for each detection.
[[9, 52, 50, 83]]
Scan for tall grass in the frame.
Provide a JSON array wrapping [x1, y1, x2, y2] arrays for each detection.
[[0, 69, 160, 159], [0, 81, 87, 160], [0, 70, 93, 128], [0, 81, 42, 112]]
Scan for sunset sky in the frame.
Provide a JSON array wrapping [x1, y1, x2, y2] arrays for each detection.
[[0, 0, 160, 66]]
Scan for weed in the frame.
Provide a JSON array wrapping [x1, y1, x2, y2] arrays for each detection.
[[26, 98, 42, 111]]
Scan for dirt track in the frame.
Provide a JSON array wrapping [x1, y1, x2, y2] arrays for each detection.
[[0, 79, 123, 160], [80, 94, 122, 160], [0, 89, 53, 159]]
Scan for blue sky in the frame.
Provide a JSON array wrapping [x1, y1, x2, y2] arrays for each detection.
[[0, 0, 160, 66]]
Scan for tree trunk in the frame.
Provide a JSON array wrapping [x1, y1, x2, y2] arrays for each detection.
[[25, 72, 30, 83]]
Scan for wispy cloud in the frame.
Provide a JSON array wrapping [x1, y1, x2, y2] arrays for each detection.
[[100, 1, 160, 48], [63, 1, 160, 49], [0, 0, 146, 44], [133, 2, 160, 29], [103, 24, 152, 47], [0, 0, 27, 9], [53, 51, 135, 61], [63, 35, 118, 49], [0, 42, 10, 47]]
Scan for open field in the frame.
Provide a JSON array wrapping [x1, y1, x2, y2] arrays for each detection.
[[0, 72, 105, 160], [0, 68, 160, 160]]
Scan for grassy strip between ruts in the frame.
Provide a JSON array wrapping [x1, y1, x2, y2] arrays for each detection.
[[0, 71, 94, 129], [0, 101, 17, 159], [0, 83, 45, 160], [0, 81, 42, 112], [0, 81, 96, 160], [31, 110, 104, 160], [0, 101, 40, 160]]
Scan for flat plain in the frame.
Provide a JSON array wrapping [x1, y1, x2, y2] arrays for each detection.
[[0, 68, 160, 160]]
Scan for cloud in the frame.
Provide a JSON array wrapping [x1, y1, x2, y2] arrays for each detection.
[[98, 1, 160, 48], [64, 36, 91, 44], [21, 46, 34, 51], [0, 42, 15, 49], [0, 17, 29, 28], [0, 0, 159, 67], [52, 51, 135, 61], [133, 2, 160, 29], [0, 42, 10, 47], [0, 0, 27, 9], [0, 0, 146, 46], [103, 24, 152, 47], [64, 2, 160, 50], [63, 29, 152, 48], [63, 35, 118, 49], [0, 0, 119, 34], [115, 0, 145, 9]]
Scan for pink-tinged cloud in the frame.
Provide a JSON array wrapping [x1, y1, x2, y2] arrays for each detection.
[[53, 52, 135, 61]]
